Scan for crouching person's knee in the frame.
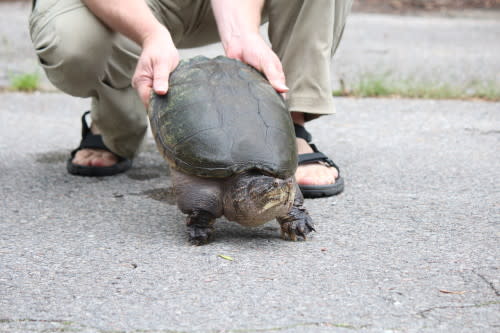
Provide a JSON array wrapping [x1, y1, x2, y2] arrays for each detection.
[[30, 7, 112, 97]]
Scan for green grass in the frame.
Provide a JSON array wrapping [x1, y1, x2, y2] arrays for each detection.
[[9, 72, 40, 92], [333, 73, 500, 101]]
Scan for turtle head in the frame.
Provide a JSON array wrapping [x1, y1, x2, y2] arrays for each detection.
[[251, 175, 295, 212], [225, 172, 296, 226]]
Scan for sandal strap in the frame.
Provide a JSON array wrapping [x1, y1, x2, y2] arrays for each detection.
[[294, 123, 312, 143], [298, 143, 339, 169], [294, 123, 340, 173], [80, 111, 91, 137], [71, 111, 116, 157]]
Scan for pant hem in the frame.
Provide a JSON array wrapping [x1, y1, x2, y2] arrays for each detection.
[[286, 96, 336, 121]]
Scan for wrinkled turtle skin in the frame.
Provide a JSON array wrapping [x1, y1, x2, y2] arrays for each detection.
[[148, 56, 313, 245], [148, 55, 297, 179]]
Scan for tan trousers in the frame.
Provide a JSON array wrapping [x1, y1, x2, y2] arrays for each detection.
[[29, 0, 353, 159]]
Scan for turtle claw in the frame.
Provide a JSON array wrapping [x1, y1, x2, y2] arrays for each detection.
[[188, 225, 214, 245], [278, 214, 315, 241], [277, 186, 315, 241], [186, 210, 215, 245]]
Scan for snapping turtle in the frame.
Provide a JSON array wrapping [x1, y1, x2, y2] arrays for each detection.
[[148, 56, 314, 244]]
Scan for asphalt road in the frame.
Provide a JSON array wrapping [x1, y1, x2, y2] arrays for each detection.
[[0, 2, 499, 333], [1, 93, 499, 332]]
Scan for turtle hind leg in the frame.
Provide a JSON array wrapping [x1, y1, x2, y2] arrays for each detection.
[[187, 210, 216, 245], [277, 185, 315, 241]]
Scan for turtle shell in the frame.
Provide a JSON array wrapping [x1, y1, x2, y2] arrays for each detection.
[[148, 56, 297, 179]]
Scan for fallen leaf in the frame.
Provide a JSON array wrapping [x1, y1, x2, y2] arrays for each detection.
[[218, 254, 234, 261], [439, 289, 466, 295]]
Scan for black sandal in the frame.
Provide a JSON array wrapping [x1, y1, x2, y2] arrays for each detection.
[[67, 111, 132, 177], [294, 123, 344, 198]]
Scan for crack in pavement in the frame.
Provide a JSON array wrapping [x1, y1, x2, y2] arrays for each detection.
[[417, 301, 500, 319], [0, 318, 372, 333], [475, 272, 500, 297], [212, 321, 367, 332], [0, 318, 186, 333]]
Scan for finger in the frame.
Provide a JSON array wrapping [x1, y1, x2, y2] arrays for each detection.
[[153, 62, 170, 95], [261, 57, 288, 93], [134, 78, 153, 108]]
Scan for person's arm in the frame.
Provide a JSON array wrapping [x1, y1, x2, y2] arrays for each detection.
[[82, 0, 179, 105], [211, 0, 288, 93]]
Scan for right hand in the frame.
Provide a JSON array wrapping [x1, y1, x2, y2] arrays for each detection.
[[132, 26, 180, 107]]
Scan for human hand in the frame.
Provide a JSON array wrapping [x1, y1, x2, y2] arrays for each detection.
[[224, 32, 288, 93], [132, 26, 180, 107]]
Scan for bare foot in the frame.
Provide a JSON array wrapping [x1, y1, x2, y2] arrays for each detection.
[[291, 111, 339, 186], [72, 123, 118, 167], [295, 137, 338, 186]]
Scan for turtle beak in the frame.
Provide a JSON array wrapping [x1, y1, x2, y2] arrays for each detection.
[[259, 177, 294, 212]]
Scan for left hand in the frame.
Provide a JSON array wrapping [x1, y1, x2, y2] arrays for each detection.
[[224, 32, 289, 93]]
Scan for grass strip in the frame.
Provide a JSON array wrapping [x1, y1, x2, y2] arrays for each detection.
[[333, 73, 500, 101], [8, 71, 40, 92]]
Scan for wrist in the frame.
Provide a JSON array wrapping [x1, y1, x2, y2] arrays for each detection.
[[212, 0, 263, 44], [139, 23, 172, 47], [223, 31, 262, 58]]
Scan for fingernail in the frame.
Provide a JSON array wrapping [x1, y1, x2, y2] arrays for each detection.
[[278, 83, 289, 91], [154, 84, 168, 94]]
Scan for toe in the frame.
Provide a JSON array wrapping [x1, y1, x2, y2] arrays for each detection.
[[73, 149, 118, 167], [89, 151, 118, 167], [296, 163, 338, 186], [72, 149, 91, 166]]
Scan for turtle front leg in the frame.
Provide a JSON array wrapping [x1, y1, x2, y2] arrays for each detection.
[[277, 184, 315, 241], [171, 170, 223, 245], [186, 210, 216, 245]]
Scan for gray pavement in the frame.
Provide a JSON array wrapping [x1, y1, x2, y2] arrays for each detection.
[[1, 2, 500, 333], [1, 94, 499, 332]]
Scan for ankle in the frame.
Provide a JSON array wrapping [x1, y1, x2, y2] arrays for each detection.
[[90, 122, 102, 135], [296, 137, 313, 155], [291, 112, 305, 126]]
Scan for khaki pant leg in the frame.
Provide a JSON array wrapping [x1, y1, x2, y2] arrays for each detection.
[[266, 0, 353, 121], [152, 0, 220, 48], [29, 0, 148, 158], [28, 0, 215, 159]]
